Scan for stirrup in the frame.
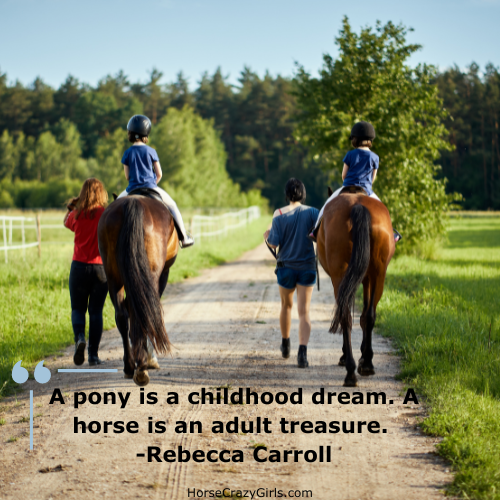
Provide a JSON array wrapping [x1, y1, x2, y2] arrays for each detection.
[[394, 229, 402, 243]]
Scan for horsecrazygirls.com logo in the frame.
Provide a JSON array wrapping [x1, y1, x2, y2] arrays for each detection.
[[187, 487, 313, 498]]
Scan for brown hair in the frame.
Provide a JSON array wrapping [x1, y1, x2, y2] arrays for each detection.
[[74, 178, 108, 220], [127, 131, 149, 144], [351, 137, 373, 148]]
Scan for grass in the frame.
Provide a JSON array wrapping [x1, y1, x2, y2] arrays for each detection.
[[0, 214, 269, 398], [378, 217, 500, 499]]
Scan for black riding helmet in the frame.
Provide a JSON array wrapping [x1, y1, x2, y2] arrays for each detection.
[[127, 115, 152, 138], [350, 121, 376, 140]]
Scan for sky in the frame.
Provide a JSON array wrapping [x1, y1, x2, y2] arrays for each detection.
[[1, 0, 499, 89]]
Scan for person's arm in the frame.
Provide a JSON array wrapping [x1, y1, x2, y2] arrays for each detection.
[[342, 163, 349, 181], [372, 169, 378, 183], [153, 161, 162, 184], [123, 164, 130, 181], [64, 197, 79, 226]]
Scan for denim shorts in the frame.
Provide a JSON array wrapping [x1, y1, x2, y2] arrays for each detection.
[[276, 267, 317, 289]]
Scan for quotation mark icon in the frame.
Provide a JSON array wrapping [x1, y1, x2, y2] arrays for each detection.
[[12, 360, 51, 384]]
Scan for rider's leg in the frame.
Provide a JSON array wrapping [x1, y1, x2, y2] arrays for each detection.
[[309, 187, 342, 240], [150, 187, 194, 247]]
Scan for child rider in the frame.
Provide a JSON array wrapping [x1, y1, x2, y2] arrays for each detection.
[[117, 114, 194, 248], [309, 121, 401, 243]]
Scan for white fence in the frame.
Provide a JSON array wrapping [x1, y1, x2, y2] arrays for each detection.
[[190, 206, 261, 241], [0, 215, 41, 263], [0, 206, 261, 261]]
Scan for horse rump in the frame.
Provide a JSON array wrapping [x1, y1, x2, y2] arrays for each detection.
[[116, 197, 170, 356], [331, 204, 371, 334]]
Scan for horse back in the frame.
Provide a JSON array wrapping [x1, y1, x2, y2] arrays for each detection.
[[318, 194, 394, 280], [98, 197, 178, 283]]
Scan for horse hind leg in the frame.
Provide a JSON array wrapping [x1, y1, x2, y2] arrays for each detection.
[[146, 266, 171, 371], [358, 277, 383, 376], [133, 337, 150, 387], [111, 286, 135, 379]]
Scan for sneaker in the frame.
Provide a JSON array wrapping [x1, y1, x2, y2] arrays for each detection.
[[180, 234, 195, 248], [280, 338, 291, 359], [297, 346, 309, 368], [73, 340, 86, 366]]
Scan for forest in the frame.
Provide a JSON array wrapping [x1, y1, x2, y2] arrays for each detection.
[[1, 20, 499, 239], [1, 60, 499, 211]]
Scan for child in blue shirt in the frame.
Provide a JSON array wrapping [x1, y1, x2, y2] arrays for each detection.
[[117, 115, 194, 247], [309, 121, 402, 241]]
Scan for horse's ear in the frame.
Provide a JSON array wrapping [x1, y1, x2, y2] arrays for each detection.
[[112, 193, 118, 201], [328, 186, 333, 197]]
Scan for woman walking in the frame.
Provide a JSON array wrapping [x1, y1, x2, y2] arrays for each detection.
[[64, 178, 109, 366], [264, 179, 319, 368]]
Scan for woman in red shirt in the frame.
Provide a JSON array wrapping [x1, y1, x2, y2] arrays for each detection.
[[64, 178, 108, 366]]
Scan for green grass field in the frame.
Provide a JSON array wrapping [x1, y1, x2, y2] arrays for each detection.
[[377, 217, 500, 499], [0, 214, 269, 398]]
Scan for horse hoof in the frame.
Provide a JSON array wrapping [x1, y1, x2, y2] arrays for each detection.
[[147, 358, 160, 370], [124, 372, 134, 379], [343, 377, 358, 387], [133, 370, 150, 387], [358, 366, 375, 376]]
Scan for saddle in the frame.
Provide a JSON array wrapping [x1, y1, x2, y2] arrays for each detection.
[[126, 188, 183, 239], [339, 185, 368, 196], [127, 187, 164, 203]]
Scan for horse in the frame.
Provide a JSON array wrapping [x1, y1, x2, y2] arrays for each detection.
[[317, 188, 395, 387], [97, 195, 179, 386]]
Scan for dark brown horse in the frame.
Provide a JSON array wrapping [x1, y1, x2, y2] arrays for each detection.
[[97, 196, 178, 386], [317, 190, 395, 387]]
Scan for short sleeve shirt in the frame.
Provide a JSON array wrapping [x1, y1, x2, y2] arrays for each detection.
[[65, 207, 105, 264], [342, 149, 379, 195], [267, 205, 319, 271], [122, 144, 159, 192]]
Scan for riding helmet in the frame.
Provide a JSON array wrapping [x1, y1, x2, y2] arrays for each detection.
[[349, 121, 376, 140], [127, 115, 152, 138]]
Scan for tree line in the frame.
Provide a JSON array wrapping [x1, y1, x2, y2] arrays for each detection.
[[1, 18, 499, 245]]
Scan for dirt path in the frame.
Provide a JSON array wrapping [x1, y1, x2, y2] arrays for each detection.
[[0, 243, 452, 500]]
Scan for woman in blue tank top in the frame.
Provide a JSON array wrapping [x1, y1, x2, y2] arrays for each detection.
[[264, 179, 319, 369]]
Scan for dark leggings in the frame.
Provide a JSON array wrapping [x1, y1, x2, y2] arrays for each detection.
[[69, 261, 109, 355]]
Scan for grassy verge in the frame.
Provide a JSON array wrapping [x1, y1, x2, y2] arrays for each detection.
[[378, 217, 500, 499], [0, 215, 269, 398]]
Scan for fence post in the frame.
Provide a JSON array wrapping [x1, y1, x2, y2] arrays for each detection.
[[36, 213, 42, 258], [8, 218, 12, 245], [2, 218, 7, 263], [21, 219, 26, 260]]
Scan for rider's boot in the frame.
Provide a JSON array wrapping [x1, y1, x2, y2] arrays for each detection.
[[307, 224, 319, 242], [393, 229, 402, 243]]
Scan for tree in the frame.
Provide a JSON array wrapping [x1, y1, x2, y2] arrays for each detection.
[[91, 128, 129, 194], [0, 130, 18, 181], [294, 18, 459, 247], [151, 106, 262, 208]]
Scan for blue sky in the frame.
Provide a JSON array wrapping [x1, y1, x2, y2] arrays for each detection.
[[1, 0, 499, 89]]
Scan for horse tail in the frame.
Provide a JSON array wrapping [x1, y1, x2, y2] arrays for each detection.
[[117, 198, 170, 356], [331, 204, 371, 334]]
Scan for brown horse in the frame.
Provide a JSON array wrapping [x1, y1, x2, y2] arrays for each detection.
[[97, 196, 178, 386], [317, 190, 395, 387]]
